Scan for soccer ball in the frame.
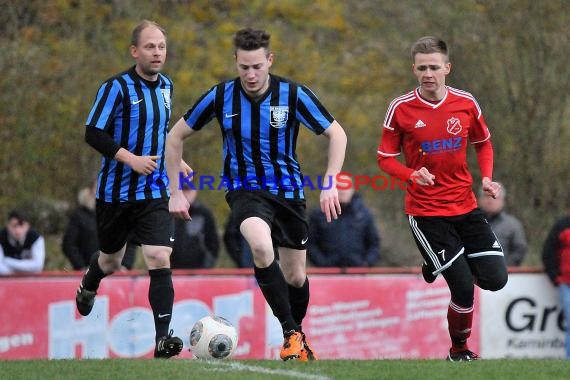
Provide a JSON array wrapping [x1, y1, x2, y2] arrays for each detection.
[[189, 315, 238, 360]]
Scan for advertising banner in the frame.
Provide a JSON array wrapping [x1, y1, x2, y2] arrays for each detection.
[[480, 274, 565, 358], [289, 276, 472, 359], [0, 274, 464, 359]]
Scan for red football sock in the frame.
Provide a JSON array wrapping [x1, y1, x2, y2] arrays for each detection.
[[447, 301, 474, 352]]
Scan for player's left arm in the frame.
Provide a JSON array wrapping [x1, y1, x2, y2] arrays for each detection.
[[471, 110, 500, 198], [320, 120, 347, 222], [297, 85, 346, 221], [165, 117, 197, 221]]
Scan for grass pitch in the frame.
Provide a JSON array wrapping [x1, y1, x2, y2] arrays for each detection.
[[1, 358, 568, 380]]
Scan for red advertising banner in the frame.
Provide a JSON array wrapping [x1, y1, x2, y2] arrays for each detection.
[[302, 276, 479, 359], [0, 274, 478, 360]]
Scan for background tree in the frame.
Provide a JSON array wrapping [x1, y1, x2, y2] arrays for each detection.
[[0, 0, 567, 269]]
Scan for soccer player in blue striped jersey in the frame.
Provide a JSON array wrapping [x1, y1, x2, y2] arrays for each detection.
[[166, 28, 347, 361], [75, 20, 188, 359]]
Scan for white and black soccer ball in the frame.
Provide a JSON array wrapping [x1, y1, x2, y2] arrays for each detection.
[[189, 315, 238, 360]]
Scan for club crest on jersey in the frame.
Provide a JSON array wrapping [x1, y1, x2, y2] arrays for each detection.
[[161, 89, 171, 110], [270, 106, 289, 128], [446, 117, 462, 135]]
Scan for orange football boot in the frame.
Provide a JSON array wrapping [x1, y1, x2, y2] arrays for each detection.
[[298, 333, 318, 362], [280, 330, 303, 361]]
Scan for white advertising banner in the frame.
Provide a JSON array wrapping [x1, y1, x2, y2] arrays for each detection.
[[480, 273, 566, 358]]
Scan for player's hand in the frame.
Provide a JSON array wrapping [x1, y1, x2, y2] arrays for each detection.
[[320, 186, 341, 223], [130, 155, 160, 175], [411, 167, 435, 186], [482, 177, 501, 199], [169, 191, 191, 221]]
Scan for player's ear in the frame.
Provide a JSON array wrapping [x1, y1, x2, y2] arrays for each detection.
[[130, 45, 138, 59], [444, 62, 451, 75]]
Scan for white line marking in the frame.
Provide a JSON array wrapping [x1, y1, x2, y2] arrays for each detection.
[[203, 360, 332, 380]]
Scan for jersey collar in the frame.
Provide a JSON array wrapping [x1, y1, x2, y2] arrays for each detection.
[[415, 86, 448, 109]]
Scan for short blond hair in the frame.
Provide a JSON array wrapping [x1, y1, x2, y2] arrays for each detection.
[[411, 36, 449, 61]]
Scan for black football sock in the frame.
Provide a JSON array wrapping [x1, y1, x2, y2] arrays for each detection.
[[254, 260, 299, 333], [81, 252, 109, 291], [288, 277, 310, 329], [149, 268, 174, 342]]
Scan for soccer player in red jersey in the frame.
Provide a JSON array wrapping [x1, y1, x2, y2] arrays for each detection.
[[377, 36, 508, 361]]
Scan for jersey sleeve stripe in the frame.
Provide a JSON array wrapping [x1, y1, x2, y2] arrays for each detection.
[[383, 92, 415, 128], [86, 80, 121, 130], [297, 85, 334, 133], [470, 132, 491, 144], [377, 149, 400, 157], [448, 87, 483, 118], [184, 86, 217, 130]]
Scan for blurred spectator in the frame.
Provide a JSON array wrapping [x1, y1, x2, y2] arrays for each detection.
[[478, 183, 527, 266], [542, 207, 570, 359], [307, 188, 381, 267], [0, 210, 45, 275], [62, 183, 136, 270], [171, 187, 219, 269]]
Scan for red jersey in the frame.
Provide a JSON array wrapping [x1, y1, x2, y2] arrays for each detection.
[[378, 87, 491, 216]]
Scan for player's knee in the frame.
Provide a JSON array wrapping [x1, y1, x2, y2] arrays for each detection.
[[478, 270, 508, 291], [282, 270, 307, 287], [249, 243, 275, 263], [290, 275, 307, 288], [99, 254, 122, 273], [143, 247, 171, 269], [248, 238, 269, 253]]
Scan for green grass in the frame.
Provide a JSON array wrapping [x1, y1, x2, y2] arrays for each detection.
[[1, 359, 568, 380]]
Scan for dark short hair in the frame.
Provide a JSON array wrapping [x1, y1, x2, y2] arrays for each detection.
[[411, 36, 449, 61], [8, 209, 29, 224], [233, 28, 271, 52], [131, 19, 166, 47]]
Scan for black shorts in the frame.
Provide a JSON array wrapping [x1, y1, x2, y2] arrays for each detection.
[[408, 208, 504, 275], [96, 198, 174, 253], [225, 190, 308, 250]]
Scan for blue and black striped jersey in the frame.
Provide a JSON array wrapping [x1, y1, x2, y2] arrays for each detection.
[[86, 66, 173, 202], [183, 75, 334, 200]]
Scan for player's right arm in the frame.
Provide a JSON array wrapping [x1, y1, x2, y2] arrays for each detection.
[[376, 115, 434, 186], [85, 80, 159, 175], [114, 148, 159, 175], [166, 85, 218, 220], [85, 126, 159, 175], [165, 117, 196, 221]]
